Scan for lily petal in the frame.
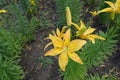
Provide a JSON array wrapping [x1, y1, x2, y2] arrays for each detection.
[[98, 8, 113, 13], [58, 52, 68, 71], [59, 26, 67, 38], [85, 36, 96, 44], [116, 0, 120, 8], [80, 20, 86, 29], [0, 10, 7, 13], [104, 1, 115, 8], [56, 28, 60, 37], [86, 34, 105, 44], [68, 39, 86, 51], [83, 27, 96, 36], [66, 7, 72, 26], [115, 0, 120, 12], [64, 29, 70, 46], [45, 48, 62, 56], [61, 26, 67, 34], [89, 34, 105, 40], [68, 52, 83, 64], [49, 34, 63, 48]]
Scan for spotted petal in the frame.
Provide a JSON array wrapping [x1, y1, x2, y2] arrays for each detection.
[[68, 52, 83, 64], [83, 27, 96, 36], [90, 34, 105, 40], [68, 39, 86, 51], [45, 48, 62, 56], [64, 29, 70, 46], [49, 34, 63, 48], [85, 35, 96, 44], [58, 52, 68, 71], [86, 34, 105, 44]]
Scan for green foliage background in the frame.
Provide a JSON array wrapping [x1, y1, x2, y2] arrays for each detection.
[[0, 0, 40, 80], [0, 0, 120, 80]]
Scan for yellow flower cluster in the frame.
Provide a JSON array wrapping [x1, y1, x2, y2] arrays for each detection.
[[90, 0, 120, 20], [44, 7, 105, 71], [66, 7, 105, 44]]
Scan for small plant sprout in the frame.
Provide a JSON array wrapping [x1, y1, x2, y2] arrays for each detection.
[[44, 29, 86, 71], [72, 20, 105, 44], [90, 0, 120, 20], [0, 9, 7, 13]]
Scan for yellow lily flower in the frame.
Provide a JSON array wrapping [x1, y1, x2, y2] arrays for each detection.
[[66, 7, 72, 26], [90, 11, 98, 16], [45, 29, 86, 71], [44, 26, 67, 50], [72, 20, 105, 44], [90, 0, 120, 19], [29, 0, 35, 6], [54, 26, 67, 38], [0, 10, 7, 13]]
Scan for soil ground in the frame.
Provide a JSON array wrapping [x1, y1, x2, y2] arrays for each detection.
[[20, 27, 62, 80], [20, 0, 62, 80]]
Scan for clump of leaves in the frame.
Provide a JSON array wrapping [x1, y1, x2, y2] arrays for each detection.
[[0, 29, 21, 59], [86, 74, 106, 80], [0, 57, 24, 80]]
